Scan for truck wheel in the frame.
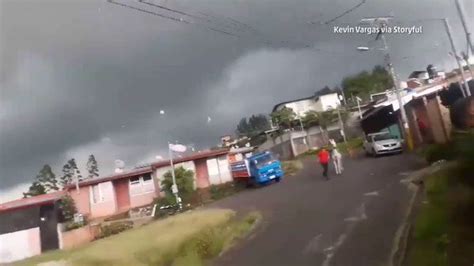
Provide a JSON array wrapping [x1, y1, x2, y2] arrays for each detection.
[[275, 177, 281, 183]]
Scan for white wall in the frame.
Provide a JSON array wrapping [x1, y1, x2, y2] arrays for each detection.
[[217, 155, 232, 183], [206, 158, 221, 185], [319, 93, 341, 111], [0, 227, 41, 263], [280, 99, 319, 117]]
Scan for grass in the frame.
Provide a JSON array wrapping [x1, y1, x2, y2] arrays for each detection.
[[336, 137, 363, 154], [15, 209, 261, 266], [406, 164, 474, 266], [281, 160, 303, 176]]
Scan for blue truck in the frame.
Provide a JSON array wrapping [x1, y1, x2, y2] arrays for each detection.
[[230, 151, 284, 186]]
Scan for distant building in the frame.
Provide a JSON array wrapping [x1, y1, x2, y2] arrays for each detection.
[[272, 91, 341, 116]]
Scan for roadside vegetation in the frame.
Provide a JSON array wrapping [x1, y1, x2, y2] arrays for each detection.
[[281, 160, 303, 176], [406, 132, 474, 266], [15, 209, 261, 266]]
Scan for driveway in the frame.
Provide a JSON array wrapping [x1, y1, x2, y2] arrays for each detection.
[[211, 153, 425, 266]]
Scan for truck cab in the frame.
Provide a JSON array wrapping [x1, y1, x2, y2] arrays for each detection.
[[230, 151, 284, 186]]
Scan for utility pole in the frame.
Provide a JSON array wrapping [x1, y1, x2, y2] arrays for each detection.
[[168, 142, 181, 210], [444, 18, 471, 97], [336, 107, 347, 144], [454, 0, 474, 55], [379, 32, 414, 150]]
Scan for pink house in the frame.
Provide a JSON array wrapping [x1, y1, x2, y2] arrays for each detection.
[[66, 167, 157, 219], [67, 149, 235, 220]]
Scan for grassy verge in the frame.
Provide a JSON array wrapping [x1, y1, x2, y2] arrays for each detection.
[[281, 160, 303, 176], [406, 164, 474, 266], [336, 137, 363, 154], [15, 209, 261, 266]]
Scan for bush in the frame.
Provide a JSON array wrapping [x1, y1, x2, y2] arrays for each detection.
[[161, 167, 195, 204], [421, 144, 457, 163], [58, 195, 77, 222], [97, 221, 133, 239]]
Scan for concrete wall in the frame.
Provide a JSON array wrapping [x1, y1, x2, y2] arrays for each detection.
[[0, 227, 41, 263], [58, 224, 100, 250], [426, 96, 450, 144], [217, 155, 233, 183]]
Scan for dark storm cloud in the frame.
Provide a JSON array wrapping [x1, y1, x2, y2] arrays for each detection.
[[1, 0, 472, 198]]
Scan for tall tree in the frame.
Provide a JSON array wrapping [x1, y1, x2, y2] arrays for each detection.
[[23, 181, 47, 198], [236, 114, 271, 137], [60, 159, 82, 187], [342, 65, 393, 101], [60, 162, 73, 187], [36, 164, 59, 192], [86, 154, 99, 179]]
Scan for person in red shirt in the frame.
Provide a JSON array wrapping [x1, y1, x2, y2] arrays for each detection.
[[318, 147, 330, 180]]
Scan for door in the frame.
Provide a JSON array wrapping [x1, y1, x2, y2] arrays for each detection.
[[195, 159, 210, 188], [114, 179, 131, 211], [39, 204, 59, 252]]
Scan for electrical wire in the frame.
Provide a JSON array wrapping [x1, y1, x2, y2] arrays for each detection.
[[138, 0, 246, 33], [108, 0, 239, 37], [324, 0, 367, 25]]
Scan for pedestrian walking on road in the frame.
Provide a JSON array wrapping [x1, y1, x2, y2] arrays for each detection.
[[318, 148, 330, 180], [332, 148, 343, 175]]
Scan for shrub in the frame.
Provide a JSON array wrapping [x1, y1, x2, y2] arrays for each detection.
[[161, 167, 195, 204], [209, 183, 240, 201], [97, 221, 133, 239], [58, 195, 77, 222]]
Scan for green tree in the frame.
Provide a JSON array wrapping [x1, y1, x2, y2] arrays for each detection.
[[23, 181, 47, 198], [60, 158, 82, 186], [302, 110, 320, 128], [342, 65, 393, 101], [37, 164, 59, 192], [86, 154, 99, 179], [161, 167, 195, 204], [271, 107, 296, 129], [236, 114, 271, 137], [58, 195, 77, 221]]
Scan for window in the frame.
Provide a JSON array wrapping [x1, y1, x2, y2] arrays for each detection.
[[130, 177, 140, 185], [129, 175, 155, 196]]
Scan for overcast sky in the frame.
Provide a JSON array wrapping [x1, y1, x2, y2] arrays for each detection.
[[1, 0, 472, 202]]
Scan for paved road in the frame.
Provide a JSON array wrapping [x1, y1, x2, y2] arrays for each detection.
[[211, 153, 425, 266]]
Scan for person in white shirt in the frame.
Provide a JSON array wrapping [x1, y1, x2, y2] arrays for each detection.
[[331, 147, 343, 175]]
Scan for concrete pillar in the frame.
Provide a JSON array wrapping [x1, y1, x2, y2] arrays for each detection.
[[425, 96, 449, 144]]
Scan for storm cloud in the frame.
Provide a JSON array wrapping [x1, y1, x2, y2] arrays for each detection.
[[1, 0, 472, 201]]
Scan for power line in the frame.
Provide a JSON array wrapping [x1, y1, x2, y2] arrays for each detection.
[[108, 0, 190, 24], [324, 0, 367, 25], [139, 0, 247, 33], [108, 0, 239, 37]]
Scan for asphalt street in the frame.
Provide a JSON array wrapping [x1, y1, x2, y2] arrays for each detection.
[[211, 153, 425, 266]]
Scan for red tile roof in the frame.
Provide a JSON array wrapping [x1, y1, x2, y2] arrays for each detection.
[[151, 149, 229, 168], [0, 191, 66, 213]]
